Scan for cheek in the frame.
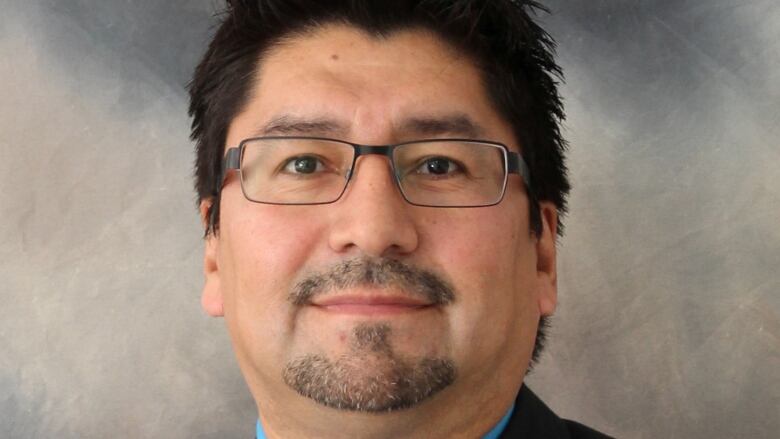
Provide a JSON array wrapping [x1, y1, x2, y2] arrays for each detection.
[[219, 194, 326, 322], [425, 207, 527, 293], [423, 208, 537, 361]]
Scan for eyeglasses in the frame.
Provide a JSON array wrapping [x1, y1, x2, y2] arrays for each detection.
[[221, 136, 530, 207]]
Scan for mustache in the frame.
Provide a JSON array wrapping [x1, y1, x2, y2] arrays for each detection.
[[289, 257, 456, 306]]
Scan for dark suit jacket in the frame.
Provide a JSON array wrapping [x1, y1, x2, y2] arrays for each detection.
[[500, 385, 613, 438]]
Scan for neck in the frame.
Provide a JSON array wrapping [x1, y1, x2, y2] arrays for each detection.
[[256, 381, 519, 439]]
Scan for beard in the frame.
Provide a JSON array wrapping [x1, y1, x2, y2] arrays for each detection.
[[282, 322, 456, 412], [280, 255, 551, 409]]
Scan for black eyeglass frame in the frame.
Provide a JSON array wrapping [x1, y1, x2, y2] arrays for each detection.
[[221, 136, 532, 208]]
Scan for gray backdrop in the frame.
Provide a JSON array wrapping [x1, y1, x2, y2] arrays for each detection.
[[1, 1, 778, 438]]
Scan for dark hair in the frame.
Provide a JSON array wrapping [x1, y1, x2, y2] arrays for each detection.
[[189, 0, 569, 238], [188, 0, 567, 366]]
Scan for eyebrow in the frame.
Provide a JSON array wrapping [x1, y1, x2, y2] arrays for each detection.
[[399, 114, 485, 139], [256, 115, 349, 137], [253, 113, 486, 140]]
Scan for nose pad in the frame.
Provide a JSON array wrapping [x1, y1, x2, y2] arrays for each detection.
[[344, 155, 399, 195]]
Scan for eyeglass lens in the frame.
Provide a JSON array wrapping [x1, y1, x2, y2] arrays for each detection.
[[239, 138, 507, 206]]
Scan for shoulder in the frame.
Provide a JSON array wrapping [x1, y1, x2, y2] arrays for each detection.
[[500, 385, 614, 439]]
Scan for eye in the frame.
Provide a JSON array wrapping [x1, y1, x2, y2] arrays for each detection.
[[414, 157, 462, 176], [282, 155, 325, 174]]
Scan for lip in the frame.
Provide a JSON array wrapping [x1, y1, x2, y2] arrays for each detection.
[[310, 295, 433, 315]]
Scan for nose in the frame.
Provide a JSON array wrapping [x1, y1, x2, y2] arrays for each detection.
[[328, 154, 419, 257]]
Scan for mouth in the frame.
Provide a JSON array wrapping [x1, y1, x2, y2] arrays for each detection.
[[310, 295, 435, 316]]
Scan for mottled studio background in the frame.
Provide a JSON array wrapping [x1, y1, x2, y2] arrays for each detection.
[[1, 1, 778, 438]]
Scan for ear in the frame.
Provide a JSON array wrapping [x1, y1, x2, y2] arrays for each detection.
[[200, 200, 224, 317], [535, 202, 558, 317]]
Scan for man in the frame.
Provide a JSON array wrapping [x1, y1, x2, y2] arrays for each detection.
[[188, 1, 611, 437]]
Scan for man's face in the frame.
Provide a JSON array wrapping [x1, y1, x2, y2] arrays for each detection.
[[201, 25, 557, 417]]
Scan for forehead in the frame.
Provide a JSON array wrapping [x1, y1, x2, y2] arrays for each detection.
[[268, 24, 466, 71], [226, 24, 514, 147]]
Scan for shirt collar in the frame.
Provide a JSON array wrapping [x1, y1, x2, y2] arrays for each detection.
[[255, 419, 264, 439]]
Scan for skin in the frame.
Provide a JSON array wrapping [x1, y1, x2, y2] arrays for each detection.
[[200, 25, 559, 439]]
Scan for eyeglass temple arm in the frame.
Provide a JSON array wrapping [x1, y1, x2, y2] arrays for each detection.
[[219, 147, 242, 187], [224, 147, 241, 170], [507, 152, 531, 189], [508, 152, 540, 212]]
